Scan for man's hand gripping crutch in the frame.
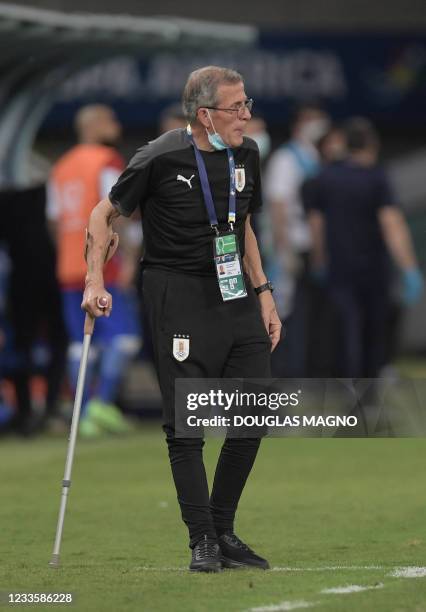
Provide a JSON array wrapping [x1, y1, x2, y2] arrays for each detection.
[[49, 207, 119, 568]]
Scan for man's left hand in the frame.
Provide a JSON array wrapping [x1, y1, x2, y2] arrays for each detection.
[[258, 291, 282, 352]]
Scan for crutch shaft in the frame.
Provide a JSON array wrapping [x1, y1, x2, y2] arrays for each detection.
[[49, 319, 93, 567]]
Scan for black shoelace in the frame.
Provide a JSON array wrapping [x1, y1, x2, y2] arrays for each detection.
[[194, 536, 218, 560]]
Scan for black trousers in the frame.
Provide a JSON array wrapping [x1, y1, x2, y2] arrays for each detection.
[[330, 278, 390, 378], [142, 268, 271, 547]]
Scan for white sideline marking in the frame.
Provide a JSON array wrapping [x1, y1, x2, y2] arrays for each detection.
[[272, 566, 384, 572], [136, 566, 186, 571], [321, 583, 384, 594], [247, 601, 315, 612], [390, 566, 426, 578], [134, 565, 386, 573]]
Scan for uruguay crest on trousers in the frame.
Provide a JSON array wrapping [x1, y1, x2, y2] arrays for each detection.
[[173, 334, 190, 361]]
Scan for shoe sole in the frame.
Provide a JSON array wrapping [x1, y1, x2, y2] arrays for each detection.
[[221, 556, 269, 570]]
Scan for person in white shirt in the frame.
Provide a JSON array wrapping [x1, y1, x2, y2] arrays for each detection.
[[264, 103, 329, 376]]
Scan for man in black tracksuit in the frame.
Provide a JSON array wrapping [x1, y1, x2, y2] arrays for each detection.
[[82, 66, 281, 572]]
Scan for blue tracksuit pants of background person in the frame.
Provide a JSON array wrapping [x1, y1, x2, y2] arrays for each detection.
[[62, 285, 141, 414]]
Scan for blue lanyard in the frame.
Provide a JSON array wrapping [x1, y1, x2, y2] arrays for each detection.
[[187, 127, 236, 234]]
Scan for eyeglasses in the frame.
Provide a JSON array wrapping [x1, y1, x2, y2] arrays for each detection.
[[203, 98, 253, 118]]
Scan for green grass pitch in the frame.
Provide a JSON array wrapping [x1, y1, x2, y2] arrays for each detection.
[[1, 426, 426, 611]]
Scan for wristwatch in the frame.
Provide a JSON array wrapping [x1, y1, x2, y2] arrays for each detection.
[[254, 280, 274, 295]]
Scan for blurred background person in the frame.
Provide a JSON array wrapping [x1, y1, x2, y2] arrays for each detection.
[[47, 104, 142, 438], [264, 103, 330, 377], [315, 126, 347, 165], [307, 117, 423, 378], [244, 115, 272, 165], [0, 189, 68, 436], [302, 125, 347, 376], [158, 102, 187, 134], [244, 114, 273, 265]]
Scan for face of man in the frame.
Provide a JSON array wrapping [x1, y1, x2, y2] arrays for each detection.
[[295, 108, 330, 145], [94, 108, 122, 146], [200, 81, 251, 148], [319, 128, 347, 162]]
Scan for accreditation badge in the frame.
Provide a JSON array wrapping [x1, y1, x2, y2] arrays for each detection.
[[213, 233, 247, 302]]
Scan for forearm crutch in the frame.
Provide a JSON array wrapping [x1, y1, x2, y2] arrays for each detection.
[[49, 232, 118, 568]]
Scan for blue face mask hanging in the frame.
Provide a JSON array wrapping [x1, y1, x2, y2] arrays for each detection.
[[208, 132, 228, 151], [206, 109, 229, 151]]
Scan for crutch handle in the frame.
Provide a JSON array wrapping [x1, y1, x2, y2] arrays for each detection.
[[82, 231, 118, 336], [84, 296, 109, 335]]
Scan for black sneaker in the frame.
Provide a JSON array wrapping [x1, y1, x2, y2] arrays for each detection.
[[218, 533, 270, 570], [189, 535, 222, 573]]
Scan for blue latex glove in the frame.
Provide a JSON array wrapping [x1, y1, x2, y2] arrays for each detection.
[[402, 268, 424, 305]]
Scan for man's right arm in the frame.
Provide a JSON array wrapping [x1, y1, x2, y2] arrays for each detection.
[[81, 197, 121, 318], [378, 205, 424, 304], [378, 206, 418, 271]]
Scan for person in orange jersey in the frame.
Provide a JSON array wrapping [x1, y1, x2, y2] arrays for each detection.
[[48, 105, 141, 437]]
